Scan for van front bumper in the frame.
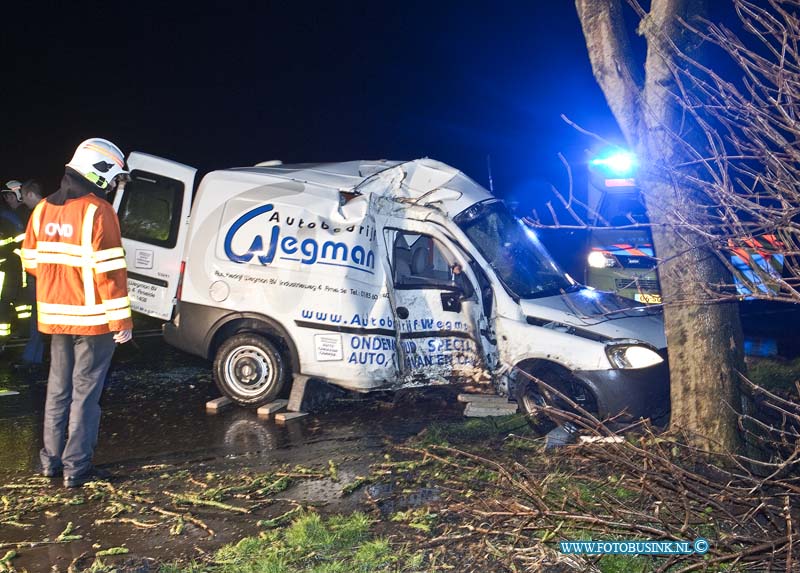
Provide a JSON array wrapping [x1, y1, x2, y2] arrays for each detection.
[[573, 355, 670, 424]]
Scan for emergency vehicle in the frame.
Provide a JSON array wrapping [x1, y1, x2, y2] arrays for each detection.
[[584, 150, 784, 303], [112, 154, 670, 430], [585, 151, 661, 305]]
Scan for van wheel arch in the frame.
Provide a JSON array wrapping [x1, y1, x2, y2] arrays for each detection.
[[513, 359, 599, 434], [206, 314, 300, 374]]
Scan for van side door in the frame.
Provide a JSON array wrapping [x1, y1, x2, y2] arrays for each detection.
[[113, 152, 196, 320], [385, 226, 494, 386]]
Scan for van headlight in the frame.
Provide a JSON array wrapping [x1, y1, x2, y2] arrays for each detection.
[[588, 251, 616, 268], [606, 344, 664, 369]]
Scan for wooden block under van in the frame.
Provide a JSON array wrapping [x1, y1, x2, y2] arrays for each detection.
[[257, 399, 289, 416], [206, 396, 233, 412], [275, 411, 309, 423]]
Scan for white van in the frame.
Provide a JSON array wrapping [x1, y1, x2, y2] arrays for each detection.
[[113, 154, 670, 428]]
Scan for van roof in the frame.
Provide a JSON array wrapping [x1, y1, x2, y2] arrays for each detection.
[[225, 158, 493, 217], [229, 159, 403, 189]]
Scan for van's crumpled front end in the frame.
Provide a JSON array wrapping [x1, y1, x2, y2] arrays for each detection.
[[454, 199, 670, 426], [573, 348, 670, 425], [517, 289, 670, 425]]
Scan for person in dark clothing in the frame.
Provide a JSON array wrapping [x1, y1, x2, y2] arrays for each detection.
[[0, 211, 20, 342], [2, 180, 28, 228], [451, 263, 475, 300], [15, 180, 46, 370], [19, 180, 43, 211], [0, 181, 25, 344]]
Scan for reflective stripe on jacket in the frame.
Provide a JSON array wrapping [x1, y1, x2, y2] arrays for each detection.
[[21, 195, 133, 335]]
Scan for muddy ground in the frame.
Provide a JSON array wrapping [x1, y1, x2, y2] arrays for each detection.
[[2, 324, 798, 573], [0, 331, 465, 572]]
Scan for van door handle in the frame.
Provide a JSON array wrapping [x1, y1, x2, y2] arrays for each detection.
[[396, 306, 409, 319]]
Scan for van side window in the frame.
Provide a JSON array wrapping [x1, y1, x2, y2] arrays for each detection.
[[118, 170, 184, 248], [392, 231, 455, 289]]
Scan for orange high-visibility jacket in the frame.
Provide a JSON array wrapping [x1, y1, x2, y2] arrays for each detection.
[[20, 194, 133, 335]]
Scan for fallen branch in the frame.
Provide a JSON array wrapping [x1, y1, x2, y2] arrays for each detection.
[[150, 505, 215, 536], [164, 491, 250, 514], [94, 517, 161, 529]]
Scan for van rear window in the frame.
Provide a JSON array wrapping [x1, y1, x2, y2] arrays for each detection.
[[118, 170, 184, 248]]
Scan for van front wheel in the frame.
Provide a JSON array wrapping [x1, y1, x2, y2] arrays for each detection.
[[213, 334, 286, 407], [516, 378, 557, 435], [515, 366, 597, 435]]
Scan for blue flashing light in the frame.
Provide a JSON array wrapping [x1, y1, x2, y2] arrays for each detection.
[[590, 150, 637, 177]]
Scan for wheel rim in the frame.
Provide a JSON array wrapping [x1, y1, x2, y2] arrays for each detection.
[[224, 345, 274, 397], [520, 384, 549, 421]]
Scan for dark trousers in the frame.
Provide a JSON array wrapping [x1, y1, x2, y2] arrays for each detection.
[[40, 333, 116, 478], [22, 279, 44, 364]]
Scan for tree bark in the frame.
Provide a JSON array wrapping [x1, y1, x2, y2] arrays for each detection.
[[575, 0, 642, 143], [576, 0, 743, 452]]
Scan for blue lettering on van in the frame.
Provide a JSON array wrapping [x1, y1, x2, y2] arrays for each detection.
[[224, 205, 280, 264], [322, 241, 347, 260], [223, 205, 376, 273], [281, 236, 298, 254]]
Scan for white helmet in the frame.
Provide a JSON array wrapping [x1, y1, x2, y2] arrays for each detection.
[[66, 138, 128, 189], [2, 180, 22, 202]]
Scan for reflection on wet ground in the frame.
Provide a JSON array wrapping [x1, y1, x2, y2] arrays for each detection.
[[367, 482, 441, 516], [0, 333, 463, 571]]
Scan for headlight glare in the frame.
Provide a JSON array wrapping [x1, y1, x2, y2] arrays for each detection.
[[588, 251, 616, 268], [606, 344, 663, 369]]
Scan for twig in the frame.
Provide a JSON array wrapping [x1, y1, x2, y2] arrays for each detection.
[[786, 495, 793, 573], [150, 505, 215, 536], [164, 491, 250, 514], [93, 517, 161, 529]]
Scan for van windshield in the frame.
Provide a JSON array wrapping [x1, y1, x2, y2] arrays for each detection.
[[455, 200, 573, 299]]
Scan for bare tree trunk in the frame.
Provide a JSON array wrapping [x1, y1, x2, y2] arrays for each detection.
[[576, 0, 743, 452], [643, 177, 744, 451]]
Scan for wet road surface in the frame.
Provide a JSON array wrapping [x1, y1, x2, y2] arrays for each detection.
[[0, 330, 463, 571]]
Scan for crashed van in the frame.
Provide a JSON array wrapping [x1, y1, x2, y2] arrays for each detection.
[[113, 155, 670, 429]]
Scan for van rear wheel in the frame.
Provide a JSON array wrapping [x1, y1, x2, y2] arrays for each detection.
[[213, 334, 286, 407]]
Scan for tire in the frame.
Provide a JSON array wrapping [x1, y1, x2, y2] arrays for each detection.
[[213, 334, 287, 407], [515, 365, 597, 435], [516, 377, 558, 435]]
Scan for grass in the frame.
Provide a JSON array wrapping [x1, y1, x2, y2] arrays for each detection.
[[596, 554, 652, 573], [160, 563, 209, 573], [389, 508, 438, 533], [417, 413, 532, 446], [162, 512, 422, 573], [747, 356, 800, 394]]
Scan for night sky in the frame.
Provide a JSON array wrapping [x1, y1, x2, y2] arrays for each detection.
[[2, 1, 624, 212]]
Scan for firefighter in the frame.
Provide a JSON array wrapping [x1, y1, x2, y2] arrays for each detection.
[[21, 138, 133, 488], [1, 180, 25, 227], [19, 180, 43, 211], [0, 209, 19, 342], [13, 180, 45, 370], [0, 181, 25, 342]]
